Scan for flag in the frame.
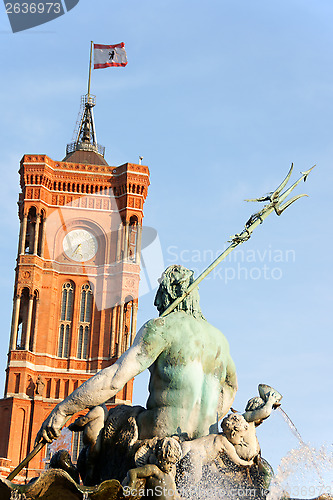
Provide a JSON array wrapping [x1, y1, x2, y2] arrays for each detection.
[[94, 42, 128, 69]]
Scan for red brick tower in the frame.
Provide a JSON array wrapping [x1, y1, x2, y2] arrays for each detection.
[[0, 94, 150, 481]]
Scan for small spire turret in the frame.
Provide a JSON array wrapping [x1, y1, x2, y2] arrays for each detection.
[[66, 93, 105, 158]]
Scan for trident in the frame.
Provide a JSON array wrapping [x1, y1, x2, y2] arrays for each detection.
[[7, 164, 314, 481], [160, 163, 315, 318]]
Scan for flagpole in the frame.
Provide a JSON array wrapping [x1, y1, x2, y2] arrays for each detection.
[[87, 40, 93, 96]]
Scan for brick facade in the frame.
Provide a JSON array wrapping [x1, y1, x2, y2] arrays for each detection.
[[0, 153, 150, 482]]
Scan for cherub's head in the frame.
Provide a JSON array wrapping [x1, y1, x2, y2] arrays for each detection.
[[155, 437, 182, 473], [221, 413, 249, 443]]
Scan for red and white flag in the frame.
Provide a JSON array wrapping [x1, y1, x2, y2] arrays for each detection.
[[94, 42, 128, 69]]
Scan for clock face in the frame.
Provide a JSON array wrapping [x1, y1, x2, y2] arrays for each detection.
[[63, 229, 98, 262]]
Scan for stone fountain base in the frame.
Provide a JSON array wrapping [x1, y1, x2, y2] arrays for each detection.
[[0, 470, 123, 500], [1, 468, 332, 500]]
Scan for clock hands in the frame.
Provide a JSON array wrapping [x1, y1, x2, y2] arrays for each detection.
[[72, 244, 84, 261], [72, 243, 83, 256]]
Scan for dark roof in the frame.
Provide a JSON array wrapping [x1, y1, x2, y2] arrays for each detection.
[[62, 150, 109, 166]]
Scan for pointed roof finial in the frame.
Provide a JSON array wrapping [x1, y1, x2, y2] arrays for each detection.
[[65, 93, 106, 161]]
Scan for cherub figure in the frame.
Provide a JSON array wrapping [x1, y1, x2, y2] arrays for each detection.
[[230, 383, 282, 462], [68, 404, 108, 485], [180, 413, 253, 484], [122, 437, 182, 500], [180, 384, 282, 484]]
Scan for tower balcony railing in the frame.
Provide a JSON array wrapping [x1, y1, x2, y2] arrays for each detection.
[[82, 93, 96, 107], [66, 142, 105, 157]]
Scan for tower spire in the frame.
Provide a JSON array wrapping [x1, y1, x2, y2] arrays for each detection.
[[65, 41, 106, 162], [65, 93, 105, 158]]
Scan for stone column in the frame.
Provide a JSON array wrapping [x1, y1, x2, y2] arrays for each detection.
[[136, 225, 142, 265], [123, 222, 129, 261], [24, 294, 34, 350], [124, 302, 130, 350], [28, 222, 34, 254], [32, 298, 40, 352], [131, 302, 138, 346], [117, 302, 124, 357], [19, 214, 28, 255], [110, 306, 116, 358], [40, 215, 46, 257], [116, 225, 122, 262], [9, 294, 21, 351], [33, 215, 41, 255]]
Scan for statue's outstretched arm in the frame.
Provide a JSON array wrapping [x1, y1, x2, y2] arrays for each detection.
[[35, 320, 167, 444]]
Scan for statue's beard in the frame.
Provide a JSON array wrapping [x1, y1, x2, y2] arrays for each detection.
[[154, 286, 171, 315]]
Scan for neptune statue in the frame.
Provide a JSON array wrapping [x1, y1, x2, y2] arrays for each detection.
[[36, 266, 238, 470]]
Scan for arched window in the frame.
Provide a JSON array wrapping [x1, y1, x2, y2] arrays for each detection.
[[16, 287, 30, 350], [128, 216, 139, 262], [24, 207, 37, 254], [77, 284, 93, 359], [123, 298, 135, 351], [58, 282, 74, 357], [72, 431, 84, 463]]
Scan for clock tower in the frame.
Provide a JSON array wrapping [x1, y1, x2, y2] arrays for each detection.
[[0, 93, 150, 481]]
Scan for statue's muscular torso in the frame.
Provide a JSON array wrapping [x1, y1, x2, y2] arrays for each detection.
[[137, 311, 237, 439], [36, 304, 237, 446]]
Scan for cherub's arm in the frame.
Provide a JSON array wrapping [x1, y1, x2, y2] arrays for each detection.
[[217, 435, 253, 467], [124, 465, 181, 499], [126, 464, 164, 487], [243, 391, 281, 424], [68, 404, 107, 451]]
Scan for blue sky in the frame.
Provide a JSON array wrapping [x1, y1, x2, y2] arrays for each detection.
[[0, 0, 332, 490]]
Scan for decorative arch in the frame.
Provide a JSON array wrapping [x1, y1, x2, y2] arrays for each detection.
[[22, 206, 45, 257]]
